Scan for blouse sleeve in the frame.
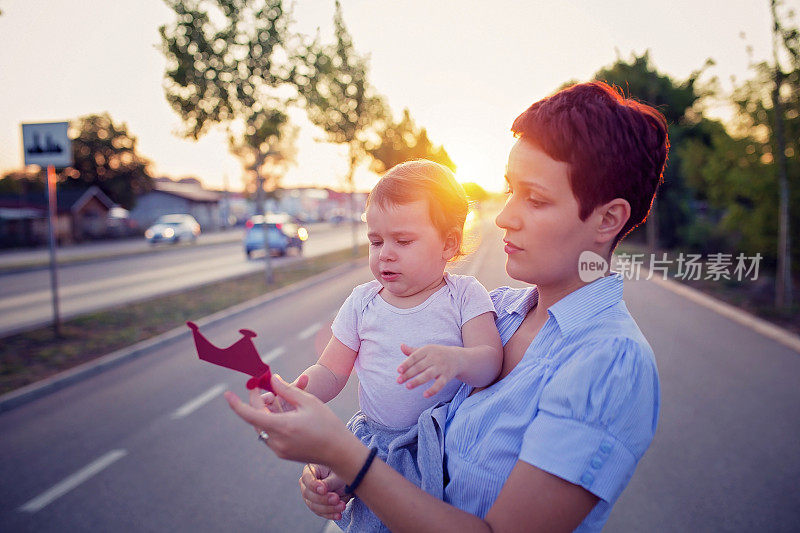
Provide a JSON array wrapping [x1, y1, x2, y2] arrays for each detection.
[[518, 336, 660, 504]]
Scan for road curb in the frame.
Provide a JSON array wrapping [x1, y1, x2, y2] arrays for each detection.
[[0, 256, 368, 413], [646, 273, 800, 354]]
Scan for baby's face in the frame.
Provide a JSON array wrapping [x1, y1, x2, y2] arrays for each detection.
[[366, 200, 450, 300]]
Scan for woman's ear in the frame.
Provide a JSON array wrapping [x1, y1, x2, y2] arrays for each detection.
[[595, 198, 631, 246], [442, 230, 461, 261]]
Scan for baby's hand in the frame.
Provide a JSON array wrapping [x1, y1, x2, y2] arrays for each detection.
[[397, 344, 461, 398]]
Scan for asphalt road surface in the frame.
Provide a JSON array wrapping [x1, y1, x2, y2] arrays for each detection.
[[0, 224, 368, 337], [1, 220, 798, 531]]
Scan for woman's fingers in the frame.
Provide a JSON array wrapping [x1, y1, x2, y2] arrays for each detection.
[[224, 391, 274, 430], [271, 374, 312, 407]]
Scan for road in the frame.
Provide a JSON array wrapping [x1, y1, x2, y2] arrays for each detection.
[[1, 220, 798, 531], [0, 224, 368, 337]]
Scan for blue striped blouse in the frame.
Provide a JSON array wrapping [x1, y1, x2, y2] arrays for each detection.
[[441, 274, 660, 532]]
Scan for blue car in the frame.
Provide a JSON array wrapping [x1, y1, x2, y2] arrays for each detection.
[[244, 214, 307, 258]]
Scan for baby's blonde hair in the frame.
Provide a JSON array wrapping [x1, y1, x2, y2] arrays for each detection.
[[366, 160, 469, 260]]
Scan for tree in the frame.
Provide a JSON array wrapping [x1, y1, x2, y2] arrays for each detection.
[[591, 51, 713, 250], [0, 169, 45, 195], [293, 0, 388, 253], [61, 113, 154, 209], [228, 108, 298, 198], [684, 2, 798, 308], [461, 182, 489, 203], [768, 0, 795, 309], [368, 109, 455, 174], [160, 0, 297, 282]]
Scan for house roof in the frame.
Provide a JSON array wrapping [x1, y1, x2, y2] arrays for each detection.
[[153, 181, 221, 203], [0, 185, 115, 214]]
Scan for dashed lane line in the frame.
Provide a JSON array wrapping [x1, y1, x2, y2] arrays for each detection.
[[19, 449, 128, 513], [171, 383, 228, 419], [298, 322, 321, 340]]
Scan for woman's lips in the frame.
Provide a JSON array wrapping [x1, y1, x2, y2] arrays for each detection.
[[503, 241, 522, 254]]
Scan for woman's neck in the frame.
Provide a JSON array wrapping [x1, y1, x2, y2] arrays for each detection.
[[532, 277, 589, 317]]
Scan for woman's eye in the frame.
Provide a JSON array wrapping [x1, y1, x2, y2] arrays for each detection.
[[397, 240, 411, 246], [370, 241, 382, 247], [527, 197, 545, 207]]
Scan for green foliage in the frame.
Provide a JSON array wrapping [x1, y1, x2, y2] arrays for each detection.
[[368, 109, 455, 174], [293, 0, 387, 182], [159, 0, 297, 188], [461, 182, 489, 203], [679, 5, 799, 274], [592, 51, 712, 249], [0, 169, 44, 195], [61, 113, 154, 209]]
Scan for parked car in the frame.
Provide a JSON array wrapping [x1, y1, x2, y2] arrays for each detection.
[[144, 214, 201, 245], [244, 214, 308, 258]]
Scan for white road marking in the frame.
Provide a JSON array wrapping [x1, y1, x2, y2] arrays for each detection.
[[171, 383, 227, 419], [19, 449, 128, 513], [262, 346, 286, 363], [298, 322, 320, 340]]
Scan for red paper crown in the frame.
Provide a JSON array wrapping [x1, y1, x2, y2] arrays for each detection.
[[187, 321, 273, 391]]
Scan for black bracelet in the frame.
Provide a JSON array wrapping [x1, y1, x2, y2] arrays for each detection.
[[344, 447, 378, 495]]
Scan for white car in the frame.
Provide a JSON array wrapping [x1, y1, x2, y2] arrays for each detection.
[[144, 214, 201, 245]]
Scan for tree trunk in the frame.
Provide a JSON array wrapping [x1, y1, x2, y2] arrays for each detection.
[[771, 0, 792, 310], [348, 143, 360, 257], [255, 165, 274, 284]]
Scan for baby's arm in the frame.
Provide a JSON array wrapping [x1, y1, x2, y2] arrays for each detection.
[[299, 336, 357, 403], [397, 311, 502, 397]]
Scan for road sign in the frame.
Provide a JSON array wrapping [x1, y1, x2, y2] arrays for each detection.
[[21, 122, 72, 168]]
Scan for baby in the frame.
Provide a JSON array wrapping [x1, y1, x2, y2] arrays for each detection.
[[295, 160, 502, 531]]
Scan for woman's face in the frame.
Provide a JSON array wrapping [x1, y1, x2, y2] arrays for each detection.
[[495, 140, 597, 288]]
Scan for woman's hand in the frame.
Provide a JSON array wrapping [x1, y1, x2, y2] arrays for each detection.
[[225, 374, 354, 466], [260, 374, 309, 413], [299, 463, 350, 520], [397, 343, 462, 398]]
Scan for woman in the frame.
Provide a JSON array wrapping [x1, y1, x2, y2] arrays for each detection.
[[226, 81, 667, 532]]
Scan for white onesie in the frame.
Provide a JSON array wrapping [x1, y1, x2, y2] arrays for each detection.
[[331, 273, 495, 428]]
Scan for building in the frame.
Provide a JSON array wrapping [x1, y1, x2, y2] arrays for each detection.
[[0, 186, 116, 247], [129, 179, 221, 232]]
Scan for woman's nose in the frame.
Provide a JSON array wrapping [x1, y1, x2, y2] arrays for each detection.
[[495, 198, 517, 230]]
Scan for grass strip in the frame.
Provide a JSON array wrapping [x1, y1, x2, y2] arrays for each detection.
[[0, 245, 368, 395]]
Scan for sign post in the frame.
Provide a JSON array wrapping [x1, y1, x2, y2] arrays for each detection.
[[21, 122, 72, 336]]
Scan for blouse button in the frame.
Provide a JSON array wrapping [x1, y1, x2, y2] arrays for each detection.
[[590, 457, 603, 469], [580, 472, 594, 485]]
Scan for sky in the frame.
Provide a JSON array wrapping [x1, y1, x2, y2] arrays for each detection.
[[0, 0, 792, 193]]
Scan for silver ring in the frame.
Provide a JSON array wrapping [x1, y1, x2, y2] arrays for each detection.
[[257, 430, 270, 443]]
